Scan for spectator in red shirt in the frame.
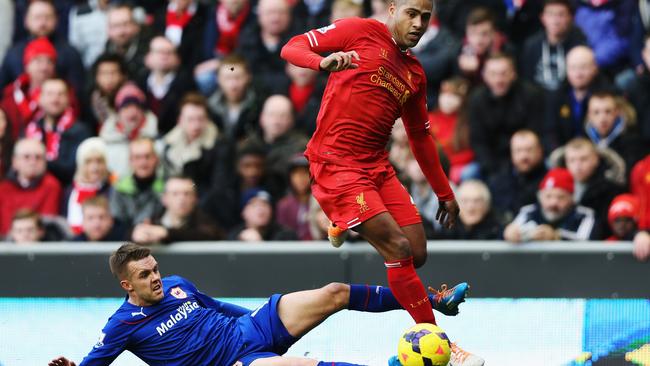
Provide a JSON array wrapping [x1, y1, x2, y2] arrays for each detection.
[[0, 138, 62, 235], [1, 37, 57, 140], [428, 77, 476, 184]]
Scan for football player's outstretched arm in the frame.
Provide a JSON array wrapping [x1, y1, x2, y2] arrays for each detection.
[[281, 18, 362, 72], [402, 83, 459, 229]]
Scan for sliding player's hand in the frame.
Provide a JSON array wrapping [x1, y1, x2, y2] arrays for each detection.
[[48, 356, 76, 366], [319, 51, 360, 72], [436, 199, 459, 229]]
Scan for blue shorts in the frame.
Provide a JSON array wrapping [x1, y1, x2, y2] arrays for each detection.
[[234, 294, 299, 366]]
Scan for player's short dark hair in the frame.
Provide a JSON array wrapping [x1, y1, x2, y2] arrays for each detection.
[[466, 7, 496, 27], [219, 54, 251, 74], [543, 0, 574, 15], [109, 243, 151, 279]]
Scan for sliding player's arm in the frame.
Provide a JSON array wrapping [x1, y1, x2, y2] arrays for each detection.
[[402, 80, 459, 229], [280, 18, 361, 72], [178, 276, 251, 317]]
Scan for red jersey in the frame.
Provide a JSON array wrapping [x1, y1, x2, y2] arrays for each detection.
[[281, 17, 454, 201], [283, 17, 427, 166]]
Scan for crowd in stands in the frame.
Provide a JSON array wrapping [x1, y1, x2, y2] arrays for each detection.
[[1, 0, 650, 260]]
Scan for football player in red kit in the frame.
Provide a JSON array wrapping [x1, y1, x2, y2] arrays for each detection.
[[281, 0, 484, 364]]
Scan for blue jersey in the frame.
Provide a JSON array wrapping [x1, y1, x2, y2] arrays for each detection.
[[80, 276, 252, 366]]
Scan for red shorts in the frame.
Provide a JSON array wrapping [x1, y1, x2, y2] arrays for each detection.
[[309, 161, 421, 230]]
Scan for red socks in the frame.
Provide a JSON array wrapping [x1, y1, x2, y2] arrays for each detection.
[[385, 256, 436, 324]]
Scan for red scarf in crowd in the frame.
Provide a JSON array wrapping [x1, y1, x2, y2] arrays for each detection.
[[215, 2, 250, 55], [12, 74, 41, 122], [165, 2, 197, 45], [24, 107, 76, 160], [116, 114, 147, 141], [289, 83, 315, 114], [74, 181, 101, 203]]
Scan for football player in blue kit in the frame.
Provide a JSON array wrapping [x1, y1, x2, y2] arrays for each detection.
[[49, 243, 468, 366]]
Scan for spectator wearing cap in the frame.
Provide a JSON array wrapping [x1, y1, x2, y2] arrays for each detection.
[[275, 155, 312, 240], [228, 189, 298, 241], [160, 93, 219, 196], [435, 180, 503, 240], [584, 91, 647, 171], [236, 0, 295, 94], [74, 195, 125, 242], [201, 141, 282, 232], [605, 193, 650, 262], [1, 37, 59, 139], [0, 139, 61, 236], [196, 0, 253, 94], [0, 0, 84, 92], [131, 176, 223, 244], [607, 194, 640, 241], [100, 82, 158, 179], [110, 138, 164, 229], [23, 78, 91, 185], [61, 137, 113, 235], [504, 167, 599, 242], [104, 4, 150, 79], [83, 53, 128, 132], [68, 0, 110, 68], [207, 55, 261, 141], [551, 137, 626, 237], [520, 0, 587, 91], [152, 0, 207, 69], [489, 130, 548, 222], [137, 36, 196, 135]]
